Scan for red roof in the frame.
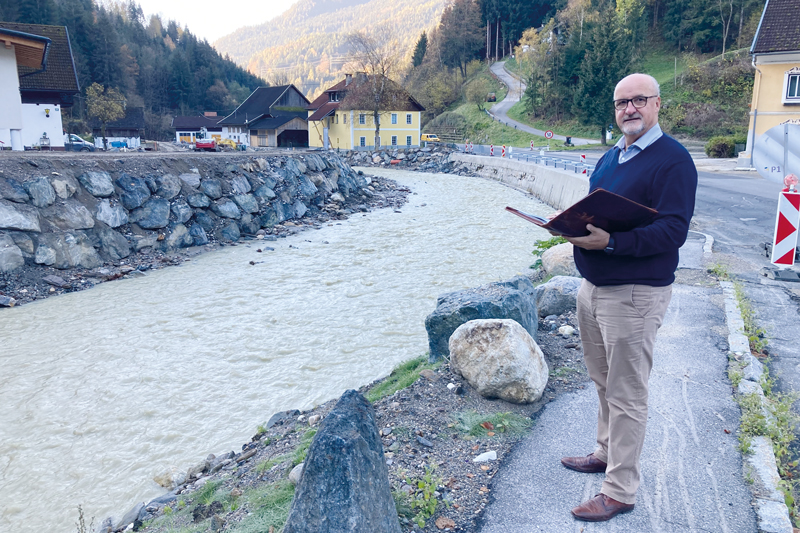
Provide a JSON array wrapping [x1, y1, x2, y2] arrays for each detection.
[[308, 102, 339, 121]]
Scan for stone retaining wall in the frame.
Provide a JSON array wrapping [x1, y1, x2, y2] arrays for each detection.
[[0, 153, 368, 272], [448, 153, 590, 210]]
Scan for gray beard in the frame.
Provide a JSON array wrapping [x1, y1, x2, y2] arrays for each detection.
[[621, 116, 645, 136]]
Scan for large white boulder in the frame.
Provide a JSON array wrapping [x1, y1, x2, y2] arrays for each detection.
[[449, 319, 548, 404], [541, 242, 580, 277]]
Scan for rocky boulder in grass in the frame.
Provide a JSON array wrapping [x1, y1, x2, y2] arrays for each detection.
[[425, 275, 538, 361], [533, 276, 581, 317], [449, 319, 549, 403], [282, 390, 401, 533]]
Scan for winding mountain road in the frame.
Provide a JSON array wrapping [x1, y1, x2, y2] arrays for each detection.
[[489, 61, 601, 146]]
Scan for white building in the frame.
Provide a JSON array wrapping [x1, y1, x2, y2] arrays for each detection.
[[0, 23, 80, 151]]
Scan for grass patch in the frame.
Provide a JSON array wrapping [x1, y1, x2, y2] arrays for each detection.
[[366, 356, 439, 403], [401, 463, 446, 529], [452, 410, 532, 437], [707, 263, 731, 280], [733, 282, 768, 354], [227, 480, 295, 533], [506, 101, 606, 143], [256, 453, 290, 474], [291, 429, 317, 466]]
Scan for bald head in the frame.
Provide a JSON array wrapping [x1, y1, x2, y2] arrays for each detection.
[[615, 74, 660, 97]]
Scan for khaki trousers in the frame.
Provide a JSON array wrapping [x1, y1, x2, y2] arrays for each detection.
[[576, 279, 672, 504]]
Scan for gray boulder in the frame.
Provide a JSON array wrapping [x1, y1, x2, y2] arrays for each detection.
[[232, 194, 259, 213], [210, 198, 241, 219], [33, 232, 102, 269], [253, 185, 276, 201], [50, 175, 79, 199], [166, 224, 193, 248], [0, 200, 41, 232], [259, 207, 279, 228], [187, 192, 210, 208], [449, 319, 548, 404], [95, 199, 128, 228], [541, 243, 580, 277], [194, 211, 216, 232], [189, 224, 208, 246], [293, 199, 308, 219], [156, 174, 182, 199], [24, 177, 56, 207], [533, 276, 581, 317], [0, 234, 24, 272], [41, 199, 95, 230], [200, 179, 223, 199], [282, 390, 401, 533], [238, 214, 260, 235], [130, 198, 170, 229], [218, 222, 240, 242], [116, 175, 151, 210], [0, 178, 29, 203], [171, 201, 193, 224], [424, 275, 538, 361], [93, 225, 131, 260], [78, 171, 114, 197], [178, 173, 201, 188], [9, 232, 33, 254], [231, 175, 251, 194]]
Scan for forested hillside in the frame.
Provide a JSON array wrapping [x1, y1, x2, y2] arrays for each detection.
[[0, 0, 263, 140], [213, 0, 447, 98]]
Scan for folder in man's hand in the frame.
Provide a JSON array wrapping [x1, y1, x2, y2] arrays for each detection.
[[506, 188, 658, 237]]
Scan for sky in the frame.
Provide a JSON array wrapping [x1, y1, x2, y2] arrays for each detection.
[[132, 0, 302, 43]]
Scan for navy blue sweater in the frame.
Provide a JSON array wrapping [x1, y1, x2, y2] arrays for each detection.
[[573, 134, 698, 286]]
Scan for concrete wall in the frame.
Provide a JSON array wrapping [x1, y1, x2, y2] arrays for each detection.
[[21, 104, 64, 149], [0, 47, 23, 132], [449, 153, 589, 210]]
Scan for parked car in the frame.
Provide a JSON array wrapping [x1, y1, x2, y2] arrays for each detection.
[[64, 133, 96, 152], [420, 134, 440, 143]]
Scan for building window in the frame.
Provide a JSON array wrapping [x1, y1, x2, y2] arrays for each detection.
[[336, 114, 339, 124], [788, 74, 800, 101], [406, 135, 412, 146], [360, 136, 366, 147], [359, 114, 366, 124], [406, 114, 412, 125], [391, 113, 397, 124], [391, 135, 397, 146], [343, 114, 347, 124]]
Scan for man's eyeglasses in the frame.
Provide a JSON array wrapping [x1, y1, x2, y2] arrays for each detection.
[[613, 95, 658, 111]]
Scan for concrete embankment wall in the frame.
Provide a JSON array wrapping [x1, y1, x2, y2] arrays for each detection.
[[449, 153, 589, 209], [0, 152, 367, 272]]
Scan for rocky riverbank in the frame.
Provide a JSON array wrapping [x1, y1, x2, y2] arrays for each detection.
[[342, 145, 480, 177], [97, 297, 589, 533], [0, 151, 409, 307]]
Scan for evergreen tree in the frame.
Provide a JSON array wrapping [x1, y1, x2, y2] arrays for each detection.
[[439, 0, 484, 78], [16, 0, 57, 25], [412, 32, 427, 67]]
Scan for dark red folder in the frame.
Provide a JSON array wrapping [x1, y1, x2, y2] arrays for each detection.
[[506, 188, 658, 237]]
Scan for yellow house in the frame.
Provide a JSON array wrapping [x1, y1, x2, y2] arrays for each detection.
[[742, 0, 800, 167], [307, 73, 424, 150]]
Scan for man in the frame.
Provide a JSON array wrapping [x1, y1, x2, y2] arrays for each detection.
[[560, 73, 698, 522]]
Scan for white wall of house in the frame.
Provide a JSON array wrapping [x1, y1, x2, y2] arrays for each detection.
[[21, 103, 64, 149], [0, 46, 24, 150], [94, 135, 141, 149], [222, 126, 249, 146]]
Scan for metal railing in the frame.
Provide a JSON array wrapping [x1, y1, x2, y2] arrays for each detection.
[[458, 147, 595, 176]]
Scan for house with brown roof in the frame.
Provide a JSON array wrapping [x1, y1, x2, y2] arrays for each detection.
[[0, 22, 80, 151], [217, 85, 310, 148], [307, 73, 424, 150], [742, 0, 800, 166]]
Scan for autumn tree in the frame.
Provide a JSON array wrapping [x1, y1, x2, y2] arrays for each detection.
[[439, 0, 483, 79], [86, 83, 126, 150], [466, 78, 491, 110], [344, 27, 402, 147]]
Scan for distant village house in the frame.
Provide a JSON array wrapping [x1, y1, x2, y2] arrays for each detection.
[[307, 73, 424, 150], [90, 107, 145, 149], [217, 85, 310, 148]]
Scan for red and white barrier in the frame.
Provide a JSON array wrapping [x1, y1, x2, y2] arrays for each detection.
[[530, 140, 534, 150], [502, 145, 506, 158], [772, 184, 800, 266], [490, 144, 494, 156]]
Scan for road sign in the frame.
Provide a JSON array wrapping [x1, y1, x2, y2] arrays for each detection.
[[753, 123, 800, 184], [772, 189, 800, 266], [502, 145, 506, 157], [545, 130, 554, 139]]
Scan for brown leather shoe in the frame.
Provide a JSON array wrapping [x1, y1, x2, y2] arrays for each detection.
[[571, 493, 634, 522], [560, 453, 607, 473]]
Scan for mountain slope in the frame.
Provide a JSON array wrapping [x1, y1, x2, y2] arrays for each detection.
[[214, 0, 446, 98]]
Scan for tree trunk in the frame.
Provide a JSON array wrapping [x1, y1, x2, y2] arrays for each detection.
[[495, 19, 499, 62], [102, 123, 108, 151]]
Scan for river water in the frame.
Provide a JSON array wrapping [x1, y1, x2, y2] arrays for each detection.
[[0, 168, 552, 532]]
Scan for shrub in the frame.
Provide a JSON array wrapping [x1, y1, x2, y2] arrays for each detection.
[[705, 136, 736, 158]]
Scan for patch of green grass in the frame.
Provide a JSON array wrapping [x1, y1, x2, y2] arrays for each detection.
[[550, 367, 581, 378], [195, 480, 223, 505], [228, 480, 295, 533], [733, 282, 768, 354], [453, 101, 571, 149], [639, 48, 690, 90], [366, 356, 439, 403], [453, 410, 532, 437], [506, 101, 605, 143], [402, 463, 446, 529], [292, 429, 317, 466], [707, 263, 730, 280], [256, 453, 290, 474]]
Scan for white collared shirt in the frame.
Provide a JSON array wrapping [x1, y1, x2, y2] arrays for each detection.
[[615, 123, 663, 164]]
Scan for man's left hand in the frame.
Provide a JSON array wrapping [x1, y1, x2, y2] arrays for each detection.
[[566, 224, 610, 250]]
